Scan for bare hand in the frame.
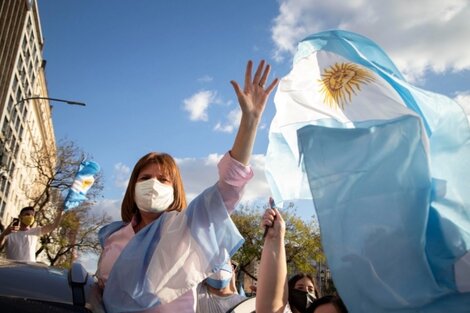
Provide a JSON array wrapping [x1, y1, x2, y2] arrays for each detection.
[[230, 60, 279, 120], [262, 207, 285, 240], [6, 223, 19, 234]]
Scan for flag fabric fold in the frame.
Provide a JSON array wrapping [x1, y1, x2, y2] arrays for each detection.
[[265, 30, 470, 312]]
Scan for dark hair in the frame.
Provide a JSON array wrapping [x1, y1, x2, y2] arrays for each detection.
[[19, 206, 35, 216], [311, 295, 348, 313], [288, 273, 317, 296], [121, 152, 187, 223]]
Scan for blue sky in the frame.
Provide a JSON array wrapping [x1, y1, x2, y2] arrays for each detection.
[[37, 0, 470, 269]]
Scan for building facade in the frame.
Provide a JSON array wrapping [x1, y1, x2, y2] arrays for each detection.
[[0, 0, 56, 228]]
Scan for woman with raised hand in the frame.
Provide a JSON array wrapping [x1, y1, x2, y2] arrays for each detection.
[[96, 60, 278, 313]]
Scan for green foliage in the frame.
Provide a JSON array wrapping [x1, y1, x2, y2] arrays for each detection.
[[231, 201, 325, 279]]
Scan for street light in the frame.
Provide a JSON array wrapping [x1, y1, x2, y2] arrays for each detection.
[[15, 96, 86, 107], [0, 96, 86, 176]]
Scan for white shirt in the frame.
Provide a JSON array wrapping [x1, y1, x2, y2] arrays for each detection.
[[6, 227, 42, 262]]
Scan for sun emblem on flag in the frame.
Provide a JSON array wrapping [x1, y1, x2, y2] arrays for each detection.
[[319, 62, 375, 110]]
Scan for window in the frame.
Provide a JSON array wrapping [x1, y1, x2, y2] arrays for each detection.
[[22, 104, 29, 120], [4, 180, 10, 197], [0, 200, 5, 218], [12, 76, 19, 94], [29, 30, 35, 47], [7, 96, 14, 113], [22, 37, 27, 52], [16, 87, 23, 103], [0, 177, 6, 195], [12, 142, 19, 159], [26, 16, 32, 34], [25, 49, 30, 64], [28, 61, 33, 78], [14, 115, 20, 132], [10, 108, 17, 127], [17, 56, 23, 74]]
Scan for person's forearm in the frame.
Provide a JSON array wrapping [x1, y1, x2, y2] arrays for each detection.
[[256, 236, 288, 313], [41, 209, 63, 234], [230, 114, 260, 166], [0, 230, 8, 249]]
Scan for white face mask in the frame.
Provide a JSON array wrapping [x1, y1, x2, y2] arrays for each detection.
[[135, 178, 174, 213]]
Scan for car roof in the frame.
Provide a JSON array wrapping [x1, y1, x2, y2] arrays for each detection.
[[0, 259, 105, 312], [0, 259, 77, 303]]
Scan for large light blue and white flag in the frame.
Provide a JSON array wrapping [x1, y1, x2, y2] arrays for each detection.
[[265, 30, 470, 312]]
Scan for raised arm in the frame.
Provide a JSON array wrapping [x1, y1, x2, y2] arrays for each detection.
[[256, 207, 288, 313], [40, 207, 64, 235], [216, 60, 279, 213], [230, 60, 278, 165]]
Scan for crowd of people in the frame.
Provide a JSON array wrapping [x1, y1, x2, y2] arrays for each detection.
[[0, 59, 347, 313]]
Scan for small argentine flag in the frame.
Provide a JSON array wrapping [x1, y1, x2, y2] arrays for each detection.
[[64, 160, 100, 211], [265, 30, 470, 312]]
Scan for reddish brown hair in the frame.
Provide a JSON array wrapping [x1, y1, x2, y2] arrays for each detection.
[[121, 152, 187, 223]]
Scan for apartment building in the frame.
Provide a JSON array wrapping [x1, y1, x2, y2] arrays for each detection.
[[0, 0, 56, 228]]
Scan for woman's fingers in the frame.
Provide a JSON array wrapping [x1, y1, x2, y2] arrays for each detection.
[[244, 60, 253, 93], [262, 208, 276, 227], [252, 60, 266, 87]]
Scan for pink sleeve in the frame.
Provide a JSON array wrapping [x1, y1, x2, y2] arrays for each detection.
[[217, 151, 254, 214], [96, 223, 135, 285]]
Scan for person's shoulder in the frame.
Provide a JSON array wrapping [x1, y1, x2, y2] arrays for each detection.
[[227, 296, 256, 313], [98, 221, 127, 247]]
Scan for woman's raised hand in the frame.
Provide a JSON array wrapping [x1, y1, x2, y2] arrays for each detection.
[[229, 60, 278, 165], [230, 60, 279, 121]]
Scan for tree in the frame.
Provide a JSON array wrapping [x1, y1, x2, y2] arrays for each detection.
[[231, 201, 325, 284], [22, 139, 111, 268]]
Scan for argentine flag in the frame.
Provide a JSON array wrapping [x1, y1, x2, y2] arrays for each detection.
[[64, 160, 100, 211], [265, 30, 470, 312]]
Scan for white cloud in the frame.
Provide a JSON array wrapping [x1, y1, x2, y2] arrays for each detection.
[[175, 153, 271, 204], [183, 90, 218, 121], [113, 162, 130, 190], [197, 75, 213, 83], [242, 154, 272, 201], [454, 91, 470, 115], [213, 108, 242, 133], [271, 0, 470, 80], [91, 198, 122, 222]]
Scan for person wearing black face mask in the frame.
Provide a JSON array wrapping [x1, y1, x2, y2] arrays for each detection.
[[287, 273, 318, 313]]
